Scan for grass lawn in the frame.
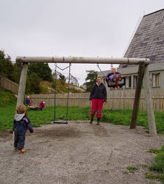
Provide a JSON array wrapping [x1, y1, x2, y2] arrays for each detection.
[[1, 102, 164, 135]]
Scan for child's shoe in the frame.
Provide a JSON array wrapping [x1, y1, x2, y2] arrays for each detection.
[[113, 74, 116, 82], [19, 149, 25, 153], [118, 74, 122, 81]]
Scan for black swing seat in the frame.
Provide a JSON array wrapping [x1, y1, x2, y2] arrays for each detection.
[[53, 121, 68, 124], [107, 76, 125, 88]]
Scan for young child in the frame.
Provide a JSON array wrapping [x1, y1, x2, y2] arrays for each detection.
[[13, 104, 33, 153], [106, 67, 122, 82], [38, 101, 45, 111], [25, 96, 33, 106]]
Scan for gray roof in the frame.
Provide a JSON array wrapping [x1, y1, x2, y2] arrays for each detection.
[[120, 8, 164, 68]]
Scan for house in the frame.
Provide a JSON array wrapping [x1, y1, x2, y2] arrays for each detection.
[[66, 74, 79, 86], [99, 8, 164, 90]]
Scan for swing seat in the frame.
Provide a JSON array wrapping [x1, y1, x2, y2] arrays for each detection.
[[107, 76, 125, 88], [53, 121, 68, 124]]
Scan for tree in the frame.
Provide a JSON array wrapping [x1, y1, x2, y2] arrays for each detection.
[[28, 63, 52, 82], [59, 73, 66, 85], [0, 50, 14, 81], [26, 73, 41, 94], [85, 70, 97, 92]]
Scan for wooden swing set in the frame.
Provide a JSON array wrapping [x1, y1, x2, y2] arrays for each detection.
[[16, 56, 157, 136]]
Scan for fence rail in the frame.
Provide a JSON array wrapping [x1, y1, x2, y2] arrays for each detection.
[[0, 76, 18, 94], [29, 88, 164, 112]]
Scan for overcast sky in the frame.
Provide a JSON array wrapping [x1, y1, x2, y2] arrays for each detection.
[[1, 0, 164, 85]]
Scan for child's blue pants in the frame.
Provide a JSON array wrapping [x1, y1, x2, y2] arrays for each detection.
[[14, 130, 26, 149]]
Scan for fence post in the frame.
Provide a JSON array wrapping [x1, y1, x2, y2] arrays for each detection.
[[143, 65, 157, 136], [16, 63, 28, 107]]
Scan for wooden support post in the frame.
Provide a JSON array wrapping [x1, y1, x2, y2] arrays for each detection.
[[143, 65, 157, 136], [130, 63, 145, 129], [16, 63, 28, 107]]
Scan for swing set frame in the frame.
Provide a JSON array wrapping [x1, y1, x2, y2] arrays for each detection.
[[16, 56, 157, 136]]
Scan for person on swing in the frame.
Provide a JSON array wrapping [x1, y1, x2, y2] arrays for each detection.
[[106, 67, 122, 82], [89, 76, 107, 125]]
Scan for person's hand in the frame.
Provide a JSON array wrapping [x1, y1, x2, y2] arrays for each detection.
[[89, 100, 92, 104], [104, 102, 107, 105]]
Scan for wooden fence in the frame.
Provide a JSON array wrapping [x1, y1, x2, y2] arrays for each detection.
[[0, 76, 18, 94], [29, 88, 164, 112], [1, 75, 164, 112]]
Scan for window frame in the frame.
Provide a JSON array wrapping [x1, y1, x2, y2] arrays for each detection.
[[152, 72, 160, 88], [125, 76, 132, 89]]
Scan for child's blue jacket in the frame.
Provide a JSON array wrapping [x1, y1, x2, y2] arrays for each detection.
[[13, 114, 33, 133]]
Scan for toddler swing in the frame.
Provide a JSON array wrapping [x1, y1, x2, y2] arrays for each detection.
[[97, 64, 125, 88]]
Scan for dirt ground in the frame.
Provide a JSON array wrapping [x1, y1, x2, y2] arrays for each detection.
[[0, 121, 164, 184]]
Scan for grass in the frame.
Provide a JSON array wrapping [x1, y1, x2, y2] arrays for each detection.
[[147, 146, 164, 183], [39, 80, 82, 94], [126, 166, 138, 173], [0, 88, 16, 106], [2, 91, 162, 135], [1, 104, 164, 134], [0, 88, 164, 134], [0, 89, 17, 130]]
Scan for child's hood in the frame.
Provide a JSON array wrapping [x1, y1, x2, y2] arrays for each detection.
[[14, 114, 25, 121]]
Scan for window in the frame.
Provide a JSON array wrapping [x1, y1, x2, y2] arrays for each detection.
[[152, 73, 160, 87], [125, 76, 131, 88], [133, 76, 138, 88]]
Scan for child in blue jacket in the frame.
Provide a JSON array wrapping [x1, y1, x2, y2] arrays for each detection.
[[13, 104, 33, 153]]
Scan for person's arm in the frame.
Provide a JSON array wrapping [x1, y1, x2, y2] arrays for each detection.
[[23, 116, 33, 133], [103, 86, 107, 102], [89, 84, 95, 101], [106, 73, 113, 82], [106, 72, 113, 77]]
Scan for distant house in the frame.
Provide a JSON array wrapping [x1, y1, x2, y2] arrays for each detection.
[[53, 71, 79, 86], [66, 74, 79, 86], [99, 8, 164, 90], [52, 71, 61, 79]]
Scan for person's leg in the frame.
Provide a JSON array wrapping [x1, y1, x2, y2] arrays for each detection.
[[17, 131, 26, 152], [118, 74, 122, 81], [14, 131, 19, 149], [90, 99, 98, 124], [96, 99, 104, 125], [39, 104, 43, 111], [113, 74, 117, 82]]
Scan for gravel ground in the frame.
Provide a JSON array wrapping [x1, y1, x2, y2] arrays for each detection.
[[0, 121, 164, 184]]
